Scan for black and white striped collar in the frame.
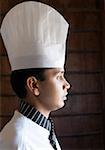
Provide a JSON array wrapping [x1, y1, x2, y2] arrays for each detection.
[[19, 99, 51, 131]]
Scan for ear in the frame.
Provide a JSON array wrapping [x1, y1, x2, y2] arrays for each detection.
[[26, 76, 40, 96]]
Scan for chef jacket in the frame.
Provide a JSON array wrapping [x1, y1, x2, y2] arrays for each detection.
[[0, 100, 61, 150]]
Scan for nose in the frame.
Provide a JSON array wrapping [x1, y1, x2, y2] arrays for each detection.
[[63, 78, 71, 90], [66, 80, 71, 90]]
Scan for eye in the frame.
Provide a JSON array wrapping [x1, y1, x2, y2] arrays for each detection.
[[56, 73, 64, 80], [57, 75, 61, 80]]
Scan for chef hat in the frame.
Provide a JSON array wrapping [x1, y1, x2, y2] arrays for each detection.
[[0, 1, 69, 71]]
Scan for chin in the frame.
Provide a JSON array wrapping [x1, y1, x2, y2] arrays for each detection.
[[53, 102, 65, 111]]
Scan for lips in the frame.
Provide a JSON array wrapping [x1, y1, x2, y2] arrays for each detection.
[[63, 94, 67, 100], [63, 96, 67, 100], [63, 93, 68, 100], [65, 93, 68, 97]]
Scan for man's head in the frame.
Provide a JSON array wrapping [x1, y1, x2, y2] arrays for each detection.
[[11, 68, 70, 113]]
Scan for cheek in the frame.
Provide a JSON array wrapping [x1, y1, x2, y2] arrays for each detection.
[[40, 78, 63, 101], [40, 81, 62, 100], [43, 86, 57, 98], [46, 81, 63, 100], [39, 81, 64, 110]]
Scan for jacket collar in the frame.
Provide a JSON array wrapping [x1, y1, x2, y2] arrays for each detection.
[[19, 99, 51, 131]]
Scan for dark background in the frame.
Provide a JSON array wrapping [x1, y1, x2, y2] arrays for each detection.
[[0, 0, 105, 149]]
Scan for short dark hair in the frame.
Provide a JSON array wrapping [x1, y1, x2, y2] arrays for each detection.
[[10, 68, 47, 99]]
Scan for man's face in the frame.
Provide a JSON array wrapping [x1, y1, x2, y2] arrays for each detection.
[[38, 68, 70, 112]]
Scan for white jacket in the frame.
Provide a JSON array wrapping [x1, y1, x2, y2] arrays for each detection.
[[0, 111, 61, 150]]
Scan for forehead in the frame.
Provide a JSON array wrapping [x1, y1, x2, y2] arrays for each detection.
[[44, 68, 65, 77]]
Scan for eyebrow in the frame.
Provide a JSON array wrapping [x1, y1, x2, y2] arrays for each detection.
[[54, 70, 64, 75]]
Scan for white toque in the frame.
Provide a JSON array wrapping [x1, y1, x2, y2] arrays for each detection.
[[0, 1, 69, 71]]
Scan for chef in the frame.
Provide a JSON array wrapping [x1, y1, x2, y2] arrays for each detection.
[[0, 1, 70, 149]]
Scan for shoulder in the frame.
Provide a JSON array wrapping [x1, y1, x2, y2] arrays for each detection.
[[0, 110, 44, 149], [0, 111, 28, 149]]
